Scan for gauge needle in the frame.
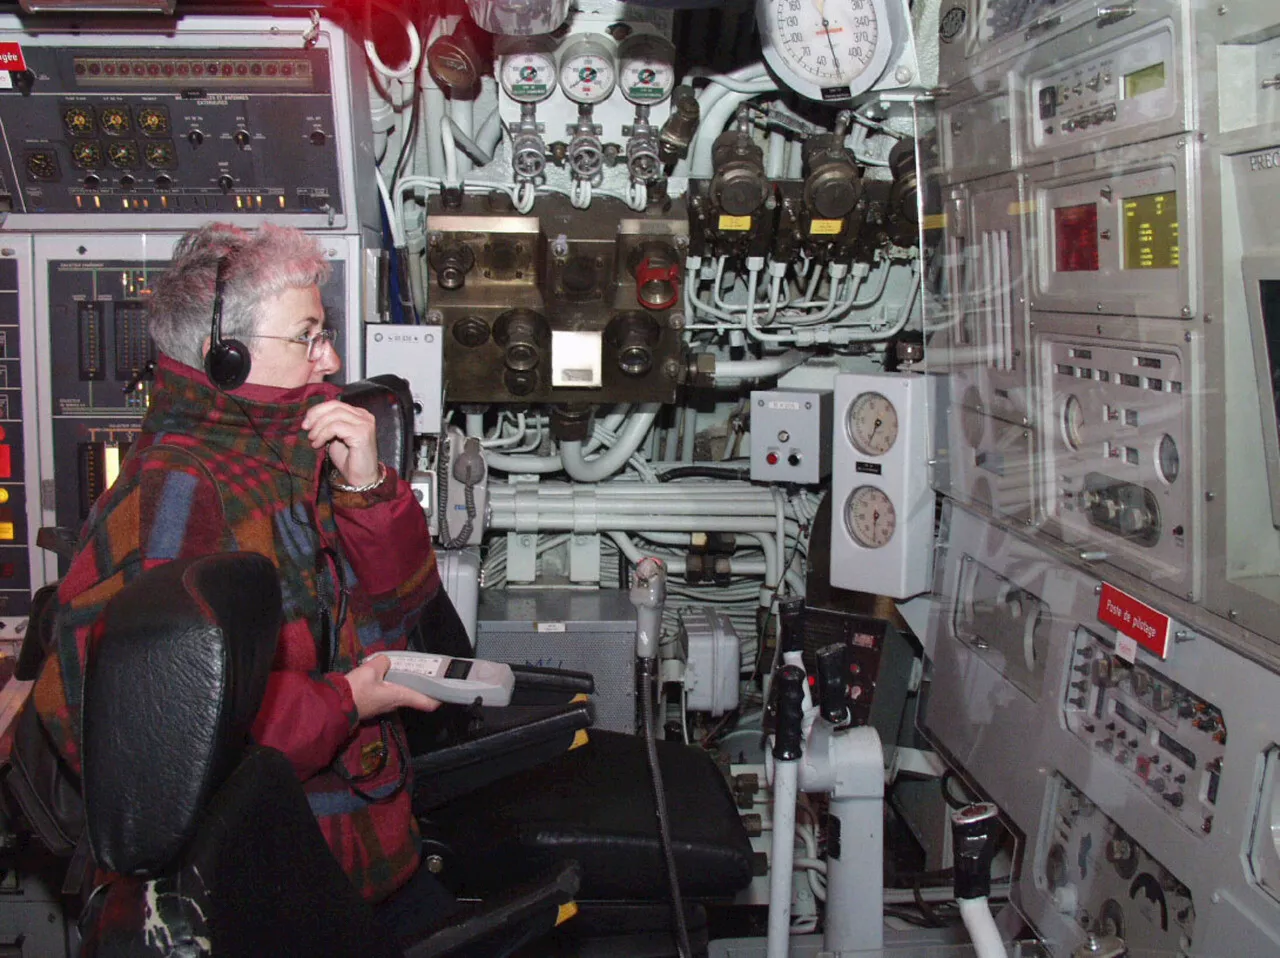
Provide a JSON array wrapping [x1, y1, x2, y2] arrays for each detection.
[[821, 16, 843, 80]]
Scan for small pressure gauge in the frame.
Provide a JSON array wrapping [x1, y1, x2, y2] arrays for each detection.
[[500, 46, 558, 103], [558, 35, 617, 105], [846, 391, 899, 456], [617, 34, 677, 105], [1063, 394, 1084, 451], [844, 485, 897, 549]]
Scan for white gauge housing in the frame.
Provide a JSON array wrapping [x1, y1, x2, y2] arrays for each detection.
[[499, 49, 558, 103], [756, 0, 898, 102], [557, 35, 617, 105], [617, 34, 676, 105]]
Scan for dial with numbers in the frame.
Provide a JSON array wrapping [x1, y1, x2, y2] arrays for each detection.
[[618, 34, 676, 104], [757, 0, 895, 101], [558, 36, 617, 105], [499, 48, 557, 103], [846, 391, 899, 456], [844, 485, 896, 548]]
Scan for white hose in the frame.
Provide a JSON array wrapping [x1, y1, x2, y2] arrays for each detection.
[[559, 405, 661, 482], [363, 0, 421, 82], [958, 897, 1009, 958], [713, 349, 807, 384], [767, 758, 799, 958], [451, 98, 474, 176], [690, 91, 761, 177]]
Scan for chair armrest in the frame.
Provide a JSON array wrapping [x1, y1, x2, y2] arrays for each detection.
[[509, 664, 594, 706]]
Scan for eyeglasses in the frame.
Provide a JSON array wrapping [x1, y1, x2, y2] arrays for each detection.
[[249, 327, 336, 362]]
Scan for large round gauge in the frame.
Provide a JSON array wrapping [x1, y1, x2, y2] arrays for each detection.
[[557, 36, 617, 105], [499, 47, 557, 103], [617, 34, 676, 105], [1157, 434, 1179, 484], [846, 391, 899, 456], [1062, 394, 1084, 450], [756, 0, 895, 101], [844, 485, 896, 549]]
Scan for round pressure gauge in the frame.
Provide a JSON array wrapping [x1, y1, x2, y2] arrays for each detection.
[[500, 48, 558, 103], [617, 34, 677, 105], [844, 485, 896, 549], [756, 0, 895, 101], [558, 36, 617, 105], [846, 391, 899, 456], [1062, 394, 1084, 450]]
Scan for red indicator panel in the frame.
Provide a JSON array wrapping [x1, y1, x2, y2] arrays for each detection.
[[1054, 203, 1100, 272]]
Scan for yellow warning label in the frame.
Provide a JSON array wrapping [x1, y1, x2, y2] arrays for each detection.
[[718, 214, 752, 231], [809, 218, 844, 235], [1007, 200, 1036, 216], [570, 729, 589, 750], [556, 902, 580, 926], [922, 213, 948, 231]]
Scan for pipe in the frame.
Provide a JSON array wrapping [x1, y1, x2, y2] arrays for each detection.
[[607, 532, 768, 577], [476, 107, 503, 156], [559, 405, 661, 482], [690, 92, 759, 177], [958, 898, 1008, 958], [451, 98, 474, 176], [766, 130, 787, 179], [714, 349, 807, 384]]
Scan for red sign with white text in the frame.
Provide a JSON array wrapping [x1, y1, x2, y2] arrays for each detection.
[[0, 44, 25, 72], [1097, 583, 1171, 659]]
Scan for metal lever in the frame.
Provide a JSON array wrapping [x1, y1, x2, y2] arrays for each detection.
[[1095, 3, 1135, 27], [1262, 76, 1280, 90]]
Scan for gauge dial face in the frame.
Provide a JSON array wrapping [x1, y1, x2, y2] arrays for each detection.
[[106, 142, 139, 169], [144, 142, 176, 169], [500, 52, 557, 103], [844, 485, 896, 549], [558, 41, 617, 105], [71, 141, 103, 169], [137, 107, 170, 136], [618, 36, 676, 104], [1157, 434, 1179, 484], [759, 0, 889, 99], [25, 151, 58, 182], [99, 107, 131, 136], [63, 107, 95, 137], [1062, 394, 1084, 450], [846, 391, 899, 456]]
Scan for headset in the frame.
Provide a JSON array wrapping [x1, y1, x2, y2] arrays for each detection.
[[204, 255, 252, 391]]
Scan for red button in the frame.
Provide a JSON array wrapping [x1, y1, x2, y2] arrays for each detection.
[[766, 452, 779, 465]]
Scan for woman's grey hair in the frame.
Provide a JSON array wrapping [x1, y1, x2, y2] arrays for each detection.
[[147, 223, 332, 368]]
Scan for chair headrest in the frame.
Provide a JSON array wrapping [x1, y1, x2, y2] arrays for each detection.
[[82, 553, 282, 876], [340, 375, 414, 479]]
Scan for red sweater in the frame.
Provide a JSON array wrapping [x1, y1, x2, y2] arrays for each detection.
[[34, 356, 440, 902]]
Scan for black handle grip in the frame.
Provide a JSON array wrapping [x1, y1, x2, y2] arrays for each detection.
[[815, 643, 850, 725], [951, 802, 1000, 900], [773, 665, 806, 761]]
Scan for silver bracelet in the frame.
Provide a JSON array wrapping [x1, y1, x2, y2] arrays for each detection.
[[330, 462, 387, 494]]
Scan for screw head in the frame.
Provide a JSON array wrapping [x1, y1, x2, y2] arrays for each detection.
[[426, 854, 445, 873]]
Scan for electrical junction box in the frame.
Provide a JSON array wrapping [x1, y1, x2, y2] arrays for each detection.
[[749, 389, 833, 484], [364, 325, 443, 434], [679, 607, 740, 717]]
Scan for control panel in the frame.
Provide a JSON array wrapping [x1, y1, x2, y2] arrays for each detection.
[[1036, 325, 1196, 598], [0, 15, 371, 232], [1029, 136, 1195, 320], [1062, 628, 1224, 837], [748, 389, 832, 484], [1037, 775, 1197, 955], [33, 233, 362, 576], [1025, 20, 1181, 160]]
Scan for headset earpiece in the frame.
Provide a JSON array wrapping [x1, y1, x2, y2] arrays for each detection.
[[204, 255, 251, 391]]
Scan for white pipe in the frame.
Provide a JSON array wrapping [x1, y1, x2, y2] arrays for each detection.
[[476, 108, 503, 156], [714, 349, 807, 383], [451, 98, 474, 175], [958, 897, 1009, 958], [607, 532, 767, 577], [766, 130, 787, 179], [767, 758, 799, 958], [490, 513, 780, 534], [691, 92, 758, 177], [559, 405, 661, 482], [484, 451, 563, 474]]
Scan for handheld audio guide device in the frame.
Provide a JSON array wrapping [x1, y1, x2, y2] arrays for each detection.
[[379, 651, 515, 706]]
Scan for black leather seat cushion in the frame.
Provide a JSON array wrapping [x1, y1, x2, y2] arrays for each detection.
[[82, 554, 282, 876], [427, 729, 754, 900]]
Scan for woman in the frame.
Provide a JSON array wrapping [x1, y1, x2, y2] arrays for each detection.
[[33, 222, 453, 938]]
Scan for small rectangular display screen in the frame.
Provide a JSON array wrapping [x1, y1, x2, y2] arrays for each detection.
[[1114, 699, 1148, 733], [1055, 204, 1100, 272], [1124, 62, 1166, 99], [1157, 730, 1196, 770], [1261, 281, 1280, 455], [1123, 191, 1180, 270]]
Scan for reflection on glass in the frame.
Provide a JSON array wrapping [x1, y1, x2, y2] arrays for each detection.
[[1123, 61, 1166, 99], [1123, 191, 1179, 269], [1055, 203, 1099, 272]]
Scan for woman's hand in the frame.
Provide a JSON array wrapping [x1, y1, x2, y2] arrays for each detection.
[[303, 399, 381, 489], [346, 654, 442, 720]]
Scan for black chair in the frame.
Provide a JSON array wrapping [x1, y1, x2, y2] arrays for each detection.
[[77, 553, 579, 958]]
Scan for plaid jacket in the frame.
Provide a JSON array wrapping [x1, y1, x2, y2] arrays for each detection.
[[34, 356, 441, 903]]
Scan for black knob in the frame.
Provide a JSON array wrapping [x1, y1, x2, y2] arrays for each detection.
[[310, 130, 327, 146], [951, 802, 1000, 900], [82, 174, 101, 190], [217, 174, 234, 193], [787, 453, 802, 467], [154, 173, 172, 190], [187, 129, 205, 147], [234, 129, 251, 149], [772, 665, 806, 762], [814, 643, 849, 725], [13, 70, 34, 96], [119, 174, 135, 188]]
